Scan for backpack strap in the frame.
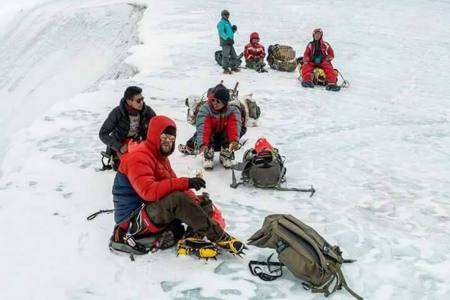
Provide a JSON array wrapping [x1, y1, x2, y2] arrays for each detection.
[[248, 253, 284, 281], [337, 268, 364, 300]]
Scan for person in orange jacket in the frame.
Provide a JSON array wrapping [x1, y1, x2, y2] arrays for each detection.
[[301, 28, 340, 91], [110, 115, 245, 255]]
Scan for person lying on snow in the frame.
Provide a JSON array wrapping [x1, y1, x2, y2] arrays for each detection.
[[244, 32, 267, 72], [217, 9, 240, 74], [99, 86, 156, 170], [195, 84, 244, 170], [301, 28, 340, 91], [110, 115, 245, 256]]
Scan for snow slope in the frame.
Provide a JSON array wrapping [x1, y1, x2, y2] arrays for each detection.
[[1, 0, 450, 299]]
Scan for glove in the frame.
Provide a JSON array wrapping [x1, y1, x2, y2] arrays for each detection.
[[229, 141, 239, 151], [188, 177, 206, 191], [232, 25, 237, 33]]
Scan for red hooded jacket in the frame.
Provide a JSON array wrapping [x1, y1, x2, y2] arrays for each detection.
[[303, 28, 335, 64], [244, 32, 266, 61], [119, 116, 195, 202], [118, 115, 226, 229]]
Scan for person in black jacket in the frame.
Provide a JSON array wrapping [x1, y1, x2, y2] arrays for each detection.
[[99, 86, 156, 169]]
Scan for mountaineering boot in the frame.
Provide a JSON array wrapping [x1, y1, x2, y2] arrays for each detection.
[[177, 237, 218, 259], [219, 148, 235, 169], [109, 226, 151, 255], [223, 68, 232, 75], [178, 144, 196, 155], [301, 81, 314, 88], [231, 67, 240, 72], [215, 233, 247, 255], [203, 148, 215, 170], [326, 84, 341, 92]]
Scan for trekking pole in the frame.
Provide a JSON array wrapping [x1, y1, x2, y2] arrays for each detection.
[[337, 70, 349, 88], [232, 81, 239, 99], [276, 185, 316, 197], [87, 209, 114, 220]]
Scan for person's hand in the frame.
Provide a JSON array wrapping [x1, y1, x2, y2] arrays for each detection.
[[232, 25, 237, 33], [229, 141, 239, 151], [188, 177, 206, 191], [199, 145, 209, 153], [119, 144, 128, 154]]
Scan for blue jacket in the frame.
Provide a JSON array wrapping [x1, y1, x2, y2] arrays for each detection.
[[217, 18, 234, 45], [112, 171, 143, 224]]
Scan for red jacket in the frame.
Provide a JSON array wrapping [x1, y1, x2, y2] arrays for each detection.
[[196, 95, 242, 148], [244, 32, 265, 61], [118, 115, 226, 229], [303, 28, 334, 64], [119, 116, 196, 202]]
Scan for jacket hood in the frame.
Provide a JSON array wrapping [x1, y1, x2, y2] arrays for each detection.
[[146, 115, 177, 156], [312, 28, 323, 40], [249, 32, 260, 42]]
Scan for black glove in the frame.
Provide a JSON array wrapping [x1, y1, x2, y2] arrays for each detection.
[[188, 177, 206, 191], [232, 25, 237, 33]]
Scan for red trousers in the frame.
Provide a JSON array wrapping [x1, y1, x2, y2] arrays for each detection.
[[302, 61, 337, 84]]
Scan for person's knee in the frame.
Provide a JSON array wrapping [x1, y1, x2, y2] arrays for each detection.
[[162, 191, 191, 206]]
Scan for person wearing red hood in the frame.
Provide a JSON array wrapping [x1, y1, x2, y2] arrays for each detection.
[[196, 84, 243, 169], [244, 32, 267, 73], [301, 28, 340, 91], [110, 115, 245, 255]]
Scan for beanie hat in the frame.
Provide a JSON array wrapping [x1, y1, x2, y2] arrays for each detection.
[[162, 126, 176, 136], [221, 9, 230, 17], [214, 87, 230, 105]]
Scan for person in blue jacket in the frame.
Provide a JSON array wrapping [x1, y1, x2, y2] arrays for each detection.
[[217, 9, 240, 74]]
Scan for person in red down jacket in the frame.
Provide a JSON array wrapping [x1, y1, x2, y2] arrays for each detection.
[[110, 115, 245, 255], [301, 28, 340, 91], [244, 32, 267, 72]]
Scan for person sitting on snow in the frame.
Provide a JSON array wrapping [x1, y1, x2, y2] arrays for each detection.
[[196, 84, 243, 169], [99, 86, 156, 170], [110, 115, 245, 256], [301, 28, 340, 91], [244, 32, 267, 72], [217, 9, 240, 74]]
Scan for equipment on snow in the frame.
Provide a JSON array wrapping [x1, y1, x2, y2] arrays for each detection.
[[267, 44, 299, 72], [248, 214, 363, 300], [230, 138, 315, 197], [215, 50, 243, 68], [97, 151, 120, 172], [177, 237, 219, 260], [249, 253, 284, 281]]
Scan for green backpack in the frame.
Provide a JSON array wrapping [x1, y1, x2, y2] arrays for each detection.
[[248, 214, 363, 299], [267, 44, 298, 72]]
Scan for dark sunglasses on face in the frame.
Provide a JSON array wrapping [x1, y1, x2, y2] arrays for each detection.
[[133, 97, 144, 103], [212, 98, 223, 105], [161, 134, 176, 143]]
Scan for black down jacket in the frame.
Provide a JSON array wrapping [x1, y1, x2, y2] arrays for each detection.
[[99, 98, 156, 152]]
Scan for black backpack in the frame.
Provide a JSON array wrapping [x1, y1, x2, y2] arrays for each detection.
[[241, 147, 286, 188]]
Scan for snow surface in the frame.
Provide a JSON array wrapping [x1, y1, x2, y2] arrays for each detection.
[[1, 0, 450, 299]]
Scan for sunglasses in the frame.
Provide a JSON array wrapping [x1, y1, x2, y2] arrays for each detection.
[[160, 133, 176, 143], [212, 98, 224, 105], [133, 97, 144, 103]]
